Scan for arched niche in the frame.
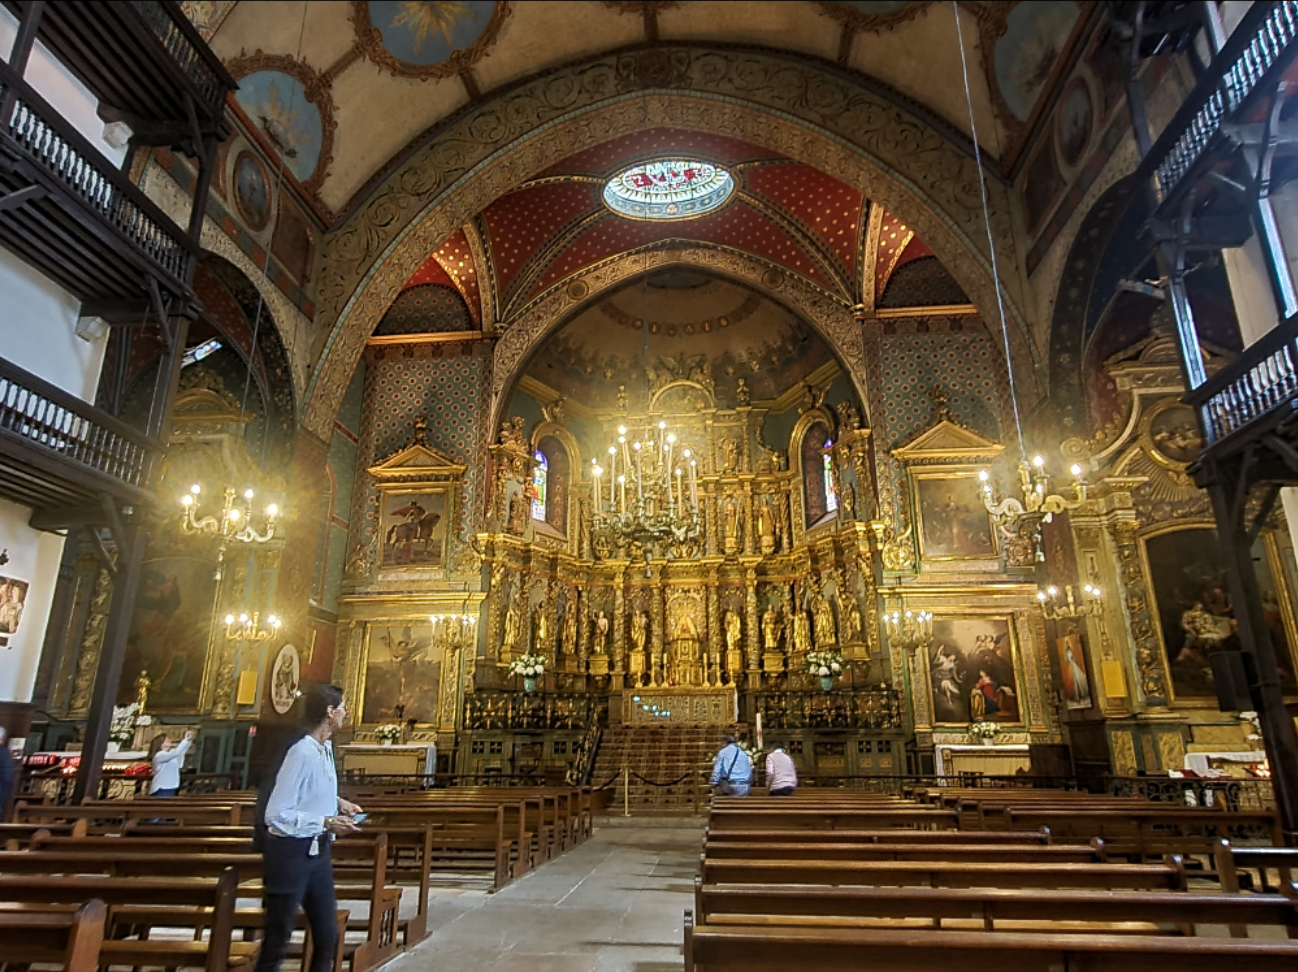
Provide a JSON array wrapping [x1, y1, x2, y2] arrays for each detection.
[[791, 406, 839, 535], [304, 65, 1036, 437], [530, 421, 581, 539]]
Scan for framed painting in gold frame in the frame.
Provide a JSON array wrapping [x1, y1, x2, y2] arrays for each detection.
[[367, 429, 466, 575], [912, 471, 998, 562], [925, 616, 1024, 726], [1141, 522, 1298, 704]]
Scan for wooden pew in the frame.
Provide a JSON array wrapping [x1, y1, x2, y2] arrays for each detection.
[[1003, 807, 1282, 860], [362, 804, 516, 888], [0, 898, 106, 971], [683, 920, 1298, 972], [697, 856, 1188, 891], [703, 828, 1054, 845], [0, 868, 254, 972], [692, 881, 1298, 937], [0, 837, 397, 972], [707, 807, 961, 832], [1217, 840, 1298, 893], [13, 800, 243, 827], [0, 819, 86, 849], [700, 840, 1106, 864]]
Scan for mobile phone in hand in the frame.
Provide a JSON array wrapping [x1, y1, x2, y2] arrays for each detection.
[[351, 813, 368, 824]]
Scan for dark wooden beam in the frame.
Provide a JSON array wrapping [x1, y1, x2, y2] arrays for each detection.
[[0, 185, 45, 214]]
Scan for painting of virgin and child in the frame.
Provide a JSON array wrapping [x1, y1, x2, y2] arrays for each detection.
[[928, 618, 1021, 724]]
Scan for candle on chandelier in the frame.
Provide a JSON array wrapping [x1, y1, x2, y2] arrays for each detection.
[[688, 458, 698, 511], [618, 475, 626, 513], [634, 441, 643, 503], [592, 460, 602, 513], [675, 468, 683, 513], [608, 446, 617, 511]]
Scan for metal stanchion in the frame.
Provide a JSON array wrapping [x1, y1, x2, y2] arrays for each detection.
[[623, 765, 630, 817]]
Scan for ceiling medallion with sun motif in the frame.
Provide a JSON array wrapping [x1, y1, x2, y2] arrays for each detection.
[[603, 159, 735, 221]]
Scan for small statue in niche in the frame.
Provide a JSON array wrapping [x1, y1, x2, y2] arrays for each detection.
[[813, 592, 837, 647], [503, 597, 522, 654], [507, 485, 530, 535], [723, 500, 740, 555], [840, 480, 855, 520], [631, 609, 649, 654], [756, 497, 776, 555], [617, 385, 629, 411], [722, 437, 740, 473], [837, 400, 861, 430], [561, 599, 578, 655], [533, 603, 550, 653], [592, 532, 611, 560], [791, 605, 812, 654], [736, 378, 751, 406], [724, 610, 743, 654], [592, 610, 610, 653], [845, 598, 863, 643], [762, 604, 783, 650]]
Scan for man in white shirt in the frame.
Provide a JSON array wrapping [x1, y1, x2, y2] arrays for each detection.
[[148, 730, 194, 796], [765, 745, 798, 796]]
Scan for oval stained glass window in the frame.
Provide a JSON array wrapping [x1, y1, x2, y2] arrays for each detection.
[[603, 159, 735, 220]]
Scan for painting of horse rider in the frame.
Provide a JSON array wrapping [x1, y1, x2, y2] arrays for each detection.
[[381, 490, 448, 567]]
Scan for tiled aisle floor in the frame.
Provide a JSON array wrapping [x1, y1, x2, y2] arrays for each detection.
[[387, 824, 703, 972]]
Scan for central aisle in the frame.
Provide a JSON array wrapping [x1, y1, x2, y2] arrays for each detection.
[[390, 823, 703, 972]]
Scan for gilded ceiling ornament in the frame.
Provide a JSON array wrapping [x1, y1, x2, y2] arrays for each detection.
[[350, 1, 513, 81], [811, 1, 938, 34]]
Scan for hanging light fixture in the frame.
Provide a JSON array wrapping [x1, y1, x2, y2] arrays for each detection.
[[223, 611, 282, 642], [949, 2, 1087, 560], [1037, 582, 1103, 622], [884, 606, 934, 650]]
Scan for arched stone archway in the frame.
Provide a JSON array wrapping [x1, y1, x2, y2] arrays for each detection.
[[304, 46, 1035, 439], [489, 244, 881, 434]]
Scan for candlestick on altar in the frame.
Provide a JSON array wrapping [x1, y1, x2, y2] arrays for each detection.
[[675, 468, 683, 514], [689, 459, 698, 511], [608, 446, 617, 510], [618, 475, 626, 513], [592, 461, 603, 514], [635, 441, 643, 503]]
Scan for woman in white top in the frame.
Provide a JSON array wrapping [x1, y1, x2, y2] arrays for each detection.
[[148, 730, 194, 796]]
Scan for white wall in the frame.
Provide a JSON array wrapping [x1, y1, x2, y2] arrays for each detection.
[[0, 496, 66, 702], [0, 8, 129, 703]]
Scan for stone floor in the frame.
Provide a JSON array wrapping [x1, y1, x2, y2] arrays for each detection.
[[385, 822, 703, 972]]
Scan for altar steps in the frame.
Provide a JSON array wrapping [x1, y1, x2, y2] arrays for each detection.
[[591, 724, 745, 816]]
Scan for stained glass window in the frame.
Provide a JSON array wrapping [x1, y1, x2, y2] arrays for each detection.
[[823, 445, 838, 514], [532, 451, 548, 521], [604, 159, 735, 220]]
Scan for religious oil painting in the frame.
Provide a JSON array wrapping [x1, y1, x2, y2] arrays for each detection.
[[118, 557, 216, 711], [233, 71, 323, 183], [928, 617, 1021, 725], [915, 475, 996, 560], [233, 151, 270, 231], [369, 1, 496, 65], [994, 1, 1081, 120], [1057, 633, 1093, 710], [1057, 77, 1093, 166], [0, 574, 29, 648], [362, 622, 441, 725], [380, 490, 448, 568]]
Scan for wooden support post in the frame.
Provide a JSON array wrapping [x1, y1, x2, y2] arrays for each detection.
[[1203, 457, 1298, 841], [72, 521, 147, 804]]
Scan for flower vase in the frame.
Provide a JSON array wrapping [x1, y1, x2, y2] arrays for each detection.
[[380, 738, 392, 747], [523, 676, 537, 694], [819, 675, 834, 692], [106, 741, 120, 754], [980, 736, 994, 747]]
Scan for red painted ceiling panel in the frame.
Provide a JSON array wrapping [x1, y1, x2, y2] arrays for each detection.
[[482, 182, 597, 297], [744, 163, 862, 276]]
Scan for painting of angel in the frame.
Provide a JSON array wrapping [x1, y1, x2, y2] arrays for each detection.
[[362, 623, 441, 724], [928, 618, 1021, 724]]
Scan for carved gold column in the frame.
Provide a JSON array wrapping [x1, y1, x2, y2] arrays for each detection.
[[745, 566, 760, 681], [742, 489, 756, 556], [612, 565, 627, 676], [651, 569, 666, 687], [706, 567, 722, 686], [577, 584, 589, 668], [69, 556, 115, 715], [1109, 516, 1168, 707]]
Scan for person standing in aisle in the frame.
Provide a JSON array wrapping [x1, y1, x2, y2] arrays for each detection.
[[254, 684, 364, 972], [148, 730, 195, 796]]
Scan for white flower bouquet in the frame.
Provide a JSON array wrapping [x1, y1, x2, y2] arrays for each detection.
[[109, 704, 140, 746], [804, 650, 844, 678], [969, 721, 1000, 739], [374, 723, 402, 743], [507, 652, 548, 678]]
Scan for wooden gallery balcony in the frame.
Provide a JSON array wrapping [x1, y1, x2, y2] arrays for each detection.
[[0, 356, 157, 515]]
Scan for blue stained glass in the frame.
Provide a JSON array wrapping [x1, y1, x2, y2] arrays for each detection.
[[532, 451, 548, 521], [604, 159, 735, 221], [823, 452, 838, 514]]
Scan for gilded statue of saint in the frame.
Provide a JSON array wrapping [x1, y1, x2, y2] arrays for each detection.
[[813, 593, 837, 647], [724, 610, 742, 653], [533, 604, 549, 653], [761, 604, 782, 650], [791, 606, 811, 654], [592, 610, 610, 653], [845, 599, 863, 642], [503, 599, 521, 652], [561, 600, 578, 654], [631, 610, 649, 653]]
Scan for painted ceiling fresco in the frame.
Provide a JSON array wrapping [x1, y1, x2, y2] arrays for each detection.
[[198, 1, 1093, 218], [521, 273, 835, 411]]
